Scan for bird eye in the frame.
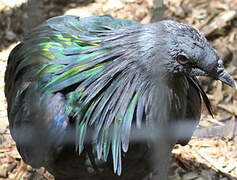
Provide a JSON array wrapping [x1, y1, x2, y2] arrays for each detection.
[[176, 55, 189, 65]]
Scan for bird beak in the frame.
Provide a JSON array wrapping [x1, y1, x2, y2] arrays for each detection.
[[189, 59, 236, 89], [216, 59, 236, 89], [217, 70, 237, 89]]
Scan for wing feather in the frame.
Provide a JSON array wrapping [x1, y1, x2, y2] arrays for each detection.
[[5, 15, 156, 176]]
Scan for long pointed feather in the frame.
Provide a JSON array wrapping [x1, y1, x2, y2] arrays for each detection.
[[121, 93, 139, 152], [188, 76, 213, 117]]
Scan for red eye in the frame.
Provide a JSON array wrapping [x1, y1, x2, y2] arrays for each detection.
[[176, 55, 189, 65]]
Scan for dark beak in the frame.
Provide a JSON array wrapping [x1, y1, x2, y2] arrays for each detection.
[[217, 71, 236, 89], [189, 59, 236, 89], [216, 59, 236, 88]]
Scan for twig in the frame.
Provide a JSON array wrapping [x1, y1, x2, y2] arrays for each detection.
[[201, 10, 237, 37], [195, 149, 236, 180], [206, 118, 225, 126], [218, 104, 237, 116]]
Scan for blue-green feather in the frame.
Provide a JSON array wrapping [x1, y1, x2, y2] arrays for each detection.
[[7, 15, 150, 175]]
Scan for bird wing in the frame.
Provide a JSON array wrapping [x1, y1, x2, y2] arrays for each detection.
[[5, 15, 151, 174]]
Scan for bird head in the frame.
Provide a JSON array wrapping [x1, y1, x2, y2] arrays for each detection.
[[153, 20, 236, 88]]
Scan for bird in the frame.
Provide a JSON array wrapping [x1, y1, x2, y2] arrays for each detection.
[[4, 15, 236, 180]]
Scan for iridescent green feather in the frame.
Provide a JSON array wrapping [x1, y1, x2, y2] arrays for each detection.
[[10, 15, 142, 175]]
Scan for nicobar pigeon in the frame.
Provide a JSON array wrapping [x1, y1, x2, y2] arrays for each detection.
[[5, 15, 236, 180]]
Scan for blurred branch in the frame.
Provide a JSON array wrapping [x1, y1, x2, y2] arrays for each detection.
[[150, 0, 165, 22], [23, 0, 44, 34]]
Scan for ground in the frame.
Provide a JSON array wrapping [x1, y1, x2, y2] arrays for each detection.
[[0, 0, 237, 179]]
